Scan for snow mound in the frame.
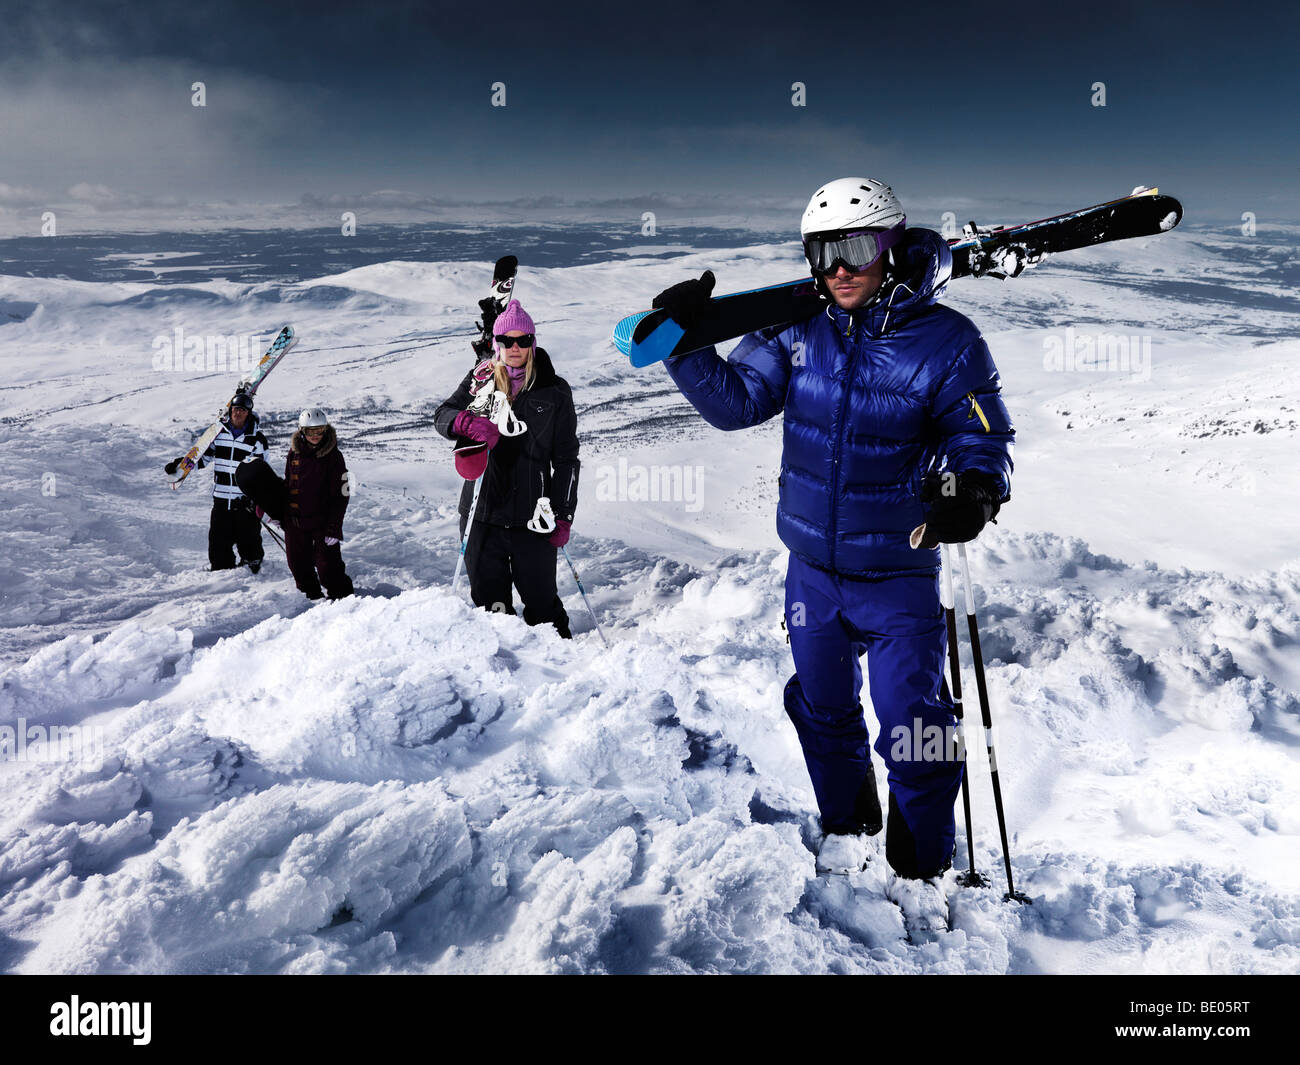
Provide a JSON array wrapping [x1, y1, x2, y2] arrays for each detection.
[[1, 539, 1297, 974]]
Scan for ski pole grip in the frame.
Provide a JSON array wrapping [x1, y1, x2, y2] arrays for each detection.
[[940, 543, 956, 612], [957, 542, 977, 618]]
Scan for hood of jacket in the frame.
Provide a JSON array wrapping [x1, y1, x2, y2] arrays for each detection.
[[291, 424, 337, 457], [827, 227, 953, 340]]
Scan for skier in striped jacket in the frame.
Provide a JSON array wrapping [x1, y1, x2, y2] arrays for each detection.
[[165, 391, 269, 572]]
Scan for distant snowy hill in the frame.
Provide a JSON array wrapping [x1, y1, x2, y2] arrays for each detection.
[[1, 225, 1298, 973]]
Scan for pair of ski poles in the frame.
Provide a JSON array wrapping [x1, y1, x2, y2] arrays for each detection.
[[934, 539, 1031, 905], [258, 512, 286, 554], [452, 473, 609, 648]]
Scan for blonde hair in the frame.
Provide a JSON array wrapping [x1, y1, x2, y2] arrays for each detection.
[[492, 344, 535, 400]]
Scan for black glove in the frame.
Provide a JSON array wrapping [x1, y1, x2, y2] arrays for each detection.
[[916, 470, 1002, 550], [652, 270, 715, 328], [165, 458, 182, 475], [233, 496, 254, 511]]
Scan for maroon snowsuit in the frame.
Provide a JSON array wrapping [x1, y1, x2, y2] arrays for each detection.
[[284, 426, 353, 600]]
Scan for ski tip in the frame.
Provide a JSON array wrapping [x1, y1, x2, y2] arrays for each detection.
[[272, 324, 297, 353], [909, 524, 927, 550], [612, 310, 652, 357]]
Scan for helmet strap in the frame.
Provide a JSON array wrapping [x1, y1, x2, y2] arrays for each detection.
[[867, 249, 898, 306]]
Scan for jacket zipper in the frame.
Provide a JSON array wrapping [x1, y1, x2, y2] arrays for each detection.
[[828, 321, 854, 571], [828, 283, 907, 570], [966, 391, 991, 432]]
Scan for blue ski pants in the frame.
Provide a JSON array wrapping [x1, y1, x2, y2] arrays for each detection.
[[783, 553, 962, 876]]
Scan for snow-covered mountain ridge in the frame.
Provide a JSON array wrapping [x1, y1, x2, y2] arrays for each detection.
[[1, 225, 1297, 973]]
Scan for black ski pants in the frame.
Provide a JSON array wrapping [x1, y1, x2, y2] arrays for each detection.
[[209, 499, 263, 570], [463, 521, 571, 638], [285, 526, 354, 601]]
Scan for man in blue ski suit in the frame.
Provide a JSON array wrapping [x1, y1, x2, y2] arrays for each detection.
[[653, 177, 1014, 879]]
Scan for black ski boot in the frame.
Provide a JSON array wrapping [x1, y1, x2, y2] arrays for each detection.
[[857, 761, 883, 836]]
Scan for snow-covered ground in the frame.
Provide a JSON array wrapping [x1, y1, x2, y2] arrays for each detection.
[[1, 225, 1298, 973]]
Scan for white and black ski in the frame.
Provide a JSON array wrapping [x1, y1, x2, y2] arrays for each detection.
[[471, 255, 518, 360], [169, 325, 296, 488]]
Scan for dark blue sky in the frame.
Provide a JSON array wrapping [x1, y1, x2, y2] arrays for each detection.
[[1, 0, 1295, 230]]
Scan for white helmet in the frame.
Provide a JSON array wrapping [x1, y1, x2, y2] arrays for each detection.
[[298, 408, 330, 428], [801, 177, 904, 237]]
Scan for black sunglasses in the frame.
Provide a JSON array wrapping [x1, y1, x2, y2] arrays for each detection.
[[496, 333, 534, 349]]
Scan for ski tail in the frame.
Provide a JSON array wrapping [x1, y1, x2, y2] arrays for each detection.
[[473, 255, 519, 359]]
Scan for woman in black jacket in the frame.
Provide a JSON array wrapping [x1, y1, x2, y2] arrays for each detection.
[[434, 299, 580, 637]]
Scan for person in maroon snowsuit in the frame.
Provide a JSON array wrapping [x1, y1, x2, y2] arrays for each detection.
[[284, 409, 353, 601]]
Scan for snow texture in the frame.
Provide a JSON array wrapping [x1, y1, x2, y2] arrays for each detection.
[[1, 226, 1299, 973]]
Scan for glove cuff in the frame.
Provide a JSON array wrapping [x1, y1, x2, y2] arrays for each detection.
[[961, 468, 1004, 498], [958, 469, 1002, 522]]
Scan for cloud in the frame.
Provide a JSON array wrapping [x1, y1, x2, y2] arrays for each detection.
[[0, 183, 44, 206], [0, 57, 329, 203], [298, 190, 453, 211], [67, 183, 117, 204]]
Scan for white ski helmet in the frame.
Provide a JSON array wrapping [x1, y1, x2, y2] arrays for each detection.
[[298, 408, 330, 428], [801, 177, 905, 237]]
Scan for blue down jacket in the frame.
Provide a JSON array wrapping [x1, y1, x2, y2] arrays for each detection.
[[665, 228, 1015, 577]]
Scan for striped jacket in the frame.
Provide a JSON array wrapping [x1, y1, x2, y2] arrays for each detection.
[[197, 415, 269, 506]]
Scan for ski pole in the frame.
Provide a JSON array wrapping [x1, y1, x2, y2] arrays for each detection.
[[561, 546, 608, 648], [452, 473, 485, 595], [941, 543, 988, 889], [956, 543, 1031, 905], [258, 513, 287, 554]]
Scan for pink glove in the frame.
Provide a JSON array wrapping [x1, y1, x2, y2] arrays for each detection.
[[453, 409, 500, 450], [548, 519, 571, 548]]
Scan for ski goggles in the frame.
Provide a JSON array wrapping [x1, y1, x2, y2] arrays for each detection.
[[803, 220, 906, 275], [495, 333, 535, 349]]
